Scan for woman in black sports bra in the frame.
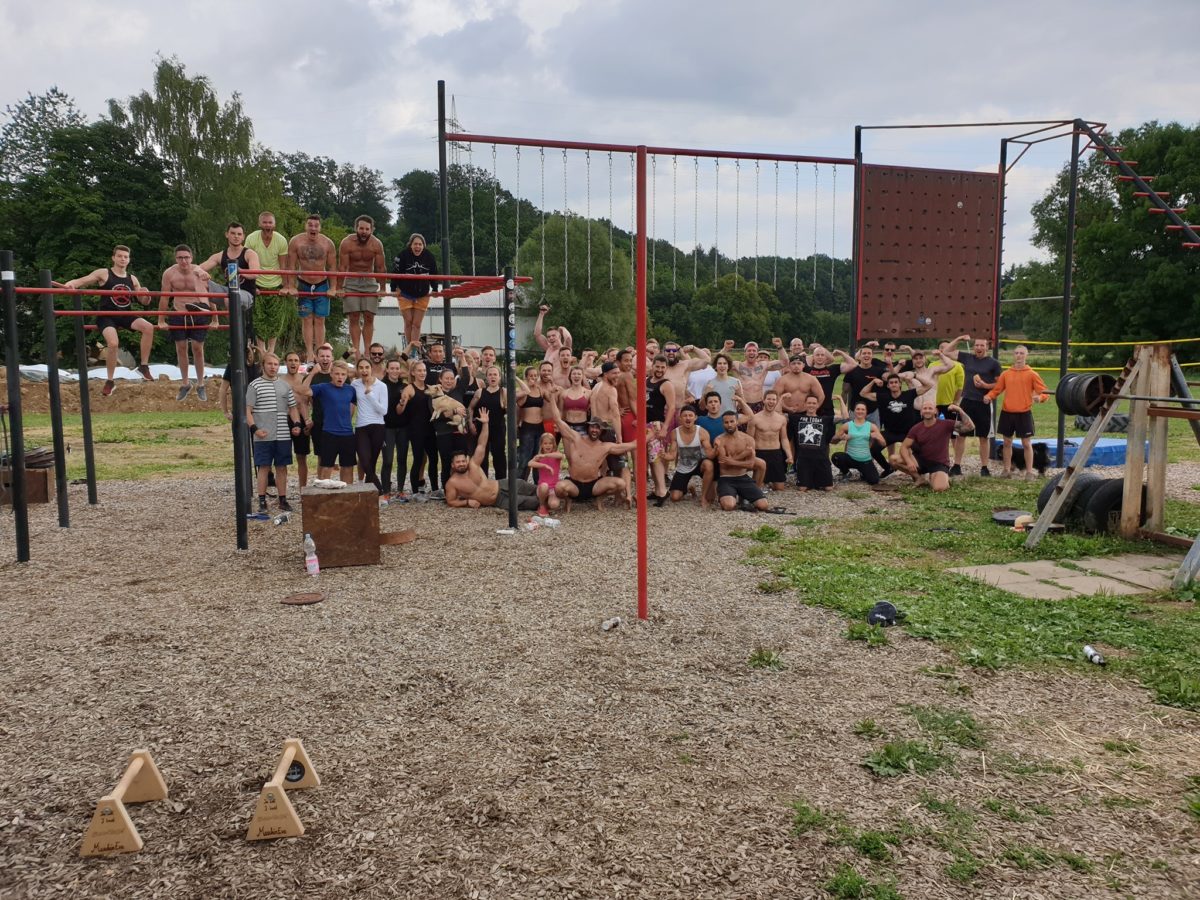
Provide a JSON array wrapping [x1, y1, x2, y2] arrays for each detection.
[[400, 361, 433, 493], [516, 366, 544, 479]]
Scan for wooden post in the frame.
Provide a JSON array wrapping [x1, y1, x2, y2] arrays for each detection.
[[1144, 345, 1172, 530], [1120, 345, 1152, 539], [246, 739, 320, 841], [80, 750, 168, 856]]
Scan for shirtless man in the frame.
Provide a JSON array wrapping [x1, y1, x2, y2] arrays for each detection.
[[661, 341, 712, 404], [550, 403, 636, 513], [616, 348, 639, 442], [589, 361, 623, 439], [552, 347, 576, 389], [749, 390, 792, 491], [736, 338, 788, 410], [445, 410, 539, 509], [287, 214, 338, 362], [646, 354, 678, 503], [338, 215, 387, 361], [534, 305, 573, 364], [55, 244, 153, 397], [282, 351, 312, 488], [774, 353, 825, 470], [158, 244, 216, 401], [714, 411, 769, 511]]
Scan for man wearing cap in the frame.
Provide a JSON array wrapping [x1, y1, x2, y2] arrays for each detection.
[[736, 338, 788, 411], [550, 408, 637, 512]]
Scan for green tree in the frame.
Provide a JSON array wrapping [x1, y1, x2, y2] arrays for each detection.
[[0, 121, 186, 363], [684, 273, 785, 347], [0, 87, 86, 182], [1002, 260, 1063, 340], [276, 152, 392, 227], [1030, 120, 1200, 360], [517, 216, 635, 349]]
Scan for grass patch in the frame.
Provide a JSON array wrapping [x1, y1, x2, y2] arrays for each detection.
[[944, 847, 982, 882], [732, 524, 783, 542], [1060, 851, 1095, 873], [757, 578, 790, 594], [864, 741, 944, 778], [918, 792, 975, 830], [790, 800, 826, 835], [846, 622, 889, 647], [748, 647, 785, 670], [736, 473, 1200, 711], [1103, 739, 1140, 754], [982, 797, 1029, 823], [904, 705, 986, 749], [1184, 794, 1200, 823], [824, 864, 870, 899], [1001, 844, 1055, 870], [853, 718, 883, 739]]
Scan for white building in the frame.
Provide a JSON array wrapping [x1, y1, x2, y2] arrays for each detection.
[[369, 294, 534, 353]]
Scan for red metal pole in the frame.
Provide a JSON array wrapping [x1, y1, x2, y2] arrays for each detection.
[[635, 146, 649, 622]]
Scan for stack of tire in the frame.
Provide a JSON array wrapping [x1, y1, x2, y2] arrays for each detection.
[[1056, 372, 1116, 417], [1036, 472, 1146, 535]]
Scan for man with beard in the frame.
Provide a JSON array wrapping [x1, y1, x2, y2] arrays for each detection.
[[839, 344, 887, 425], [339, 215, 387, 361], [714, 411, 770, 512], [774, 353, 825, 470], [661, 341, 712, 405], [244, 211, 289, 356], [897, 399, 974, 492], [287, 214, 338, 362], [663, 404, 714, 508], [944, 334, 1003, 477], [736, 339, 788, 410], [444, 410, 540, 510], [550, 405, 637, 513], [200, 222, 260, 346], [861, 369, 938, 475], [645, 354, 678, 503]]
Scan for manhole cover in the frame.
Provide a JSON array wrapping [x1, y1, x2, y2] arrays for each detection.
[[281, 591, 326, 606]]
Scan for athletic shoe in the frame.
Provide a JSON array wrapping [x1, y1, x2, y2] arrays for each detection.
[[1024, 471, 1036, 482], [102, 380, 116, 397], [980, 466, 991, 477], [257, 497, 268, 514], [949, 464, 962, 476], [176, 384, 192, 402], [137, 364, 153, 381], [196, 385, 208, 402], [277, 497, 293, 512], [430, 489, 445, 500]]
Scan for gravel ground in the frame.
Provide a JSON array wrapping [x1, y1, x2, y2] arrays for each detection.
[[1, 475, 1198, 899]]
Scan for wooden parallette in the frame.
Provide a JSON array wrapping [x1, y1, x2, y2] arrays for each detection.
[[80, 750, 169, 857], [246, 739, 320, 841]]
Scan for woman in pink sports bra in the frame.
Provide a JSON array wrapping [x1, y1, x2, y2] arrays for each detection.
[[528, 432, 566, 515], [559, 366, 592, 434]]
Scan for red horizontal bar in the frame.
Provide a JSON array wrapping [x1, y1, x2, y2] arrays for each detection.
[[54, 309, 228, 317], [240, 269, 531, 282], [1104, 159, 1137, 166], [447, 132, 856, 167], [84, 323, 228, 331], [1184, 243, 1200, 249], [1133, 192, 1170, 198], [1118, 175, 1154, 182], [16, 287, 226, 298], [1147, 208, 1187, 214], [1165, 225, 1192, 231]]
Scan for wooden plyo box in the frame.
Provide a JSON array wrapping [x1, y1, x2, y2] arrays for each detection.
[[301, 482, 380, 568], [0, 467, 55, 505]]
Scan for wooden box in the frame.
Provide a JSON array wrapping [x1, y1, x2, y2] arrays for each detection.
[[0, 467, 56, 505], [301, 482, 380, 568]]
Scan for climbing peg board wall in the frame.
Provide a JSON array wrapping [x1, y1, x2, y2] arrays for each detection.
[[856, 164, 1001, 341]]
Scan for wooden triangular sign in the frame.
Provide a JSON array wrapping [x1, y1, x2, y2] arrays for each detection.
[[121, 750, 169, 804], [246, 784, 304, 841], [81, 796, 142, 856], [279, 739, 320, 790]]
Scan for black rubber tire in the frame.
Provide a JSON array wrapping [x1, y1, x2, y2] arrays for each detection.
[[1075, 374, 1117, 416], [1081, 478, 1148, 534], [1035, 471, 1103, 523], [1069, 476, 1110, 524], [1056, 373, 1082, 415]]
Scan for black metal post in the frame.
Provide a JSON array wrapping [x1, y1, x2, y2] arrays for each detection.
[[2, 250, 30, 561], [993, 140, 1009, 350], [438, 80, 453, 350], [1056, 123, 1082, 465], [72, 291, 97, 504], [1169, 355, 1200, 444], [850, 126, 863, 349], [40, 271, 68, 527], [502, 266, 518, 529], [227, 268, 250, 551]]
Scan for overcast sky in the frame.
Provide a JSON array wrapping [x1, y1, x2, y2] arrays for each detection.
[[3, 0, 1198, 270]]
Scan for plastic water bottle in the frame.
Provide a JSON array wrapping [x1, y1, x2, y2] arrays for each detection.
[[303, 533, 320, 577], [1083, 645, 1106, 666], [272, 513, 290, 526]]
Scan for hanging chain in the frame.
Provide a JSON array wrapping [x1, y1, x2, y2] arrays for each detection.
[[734, 159, 741, 291], [713, 159, 720, 285], [608, 151, 614, 289], [672, 156, 678, 290], [585, 150, 592, 290], [754, 159, 760, 284], [831, 165, 836, 290], [467, 144, 476, 276], [693, 157, 699, 289], [629, 153, 635, 291], [492, 144, 499, 275], [540, 147, 546, 294], [514, 146, 521, 275], [772, 161, 779, 289], [563, 148, 569, 290], [793, 162, 800, 289], [651, 155, 657, 284], [812, 163, 819, 290]]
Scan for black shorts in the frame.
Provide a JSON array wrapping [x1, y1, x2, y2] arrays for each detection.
[[317, 432, 355, 468], [756, 448, 787, 483], [569, 477, 598, 501], [717, 474, 765, 503], [882, 430, 908, 448], [669, 467, 702, 493], [916, 458, 951, 476], [608, 454, 627, 475], [958, 399, 991, 438], [795, 451, 833, 489], [291, 429, 311, 456], [167, 311, 210, 344], [997, 410, 1034, 438]]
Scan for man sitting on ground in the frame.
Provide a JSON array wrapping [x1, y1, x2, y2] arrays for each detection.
[[896, 400, 974, 492], [549, 400, 636, 513], [714, 411, 769, 512], [444, 410, 540, 510]]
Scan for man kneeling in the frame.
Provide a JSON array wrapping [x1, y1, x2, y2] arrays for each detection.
[[445, 410, 539, 510], [896, 400, 973, 492], [715, 411, 769, 512]]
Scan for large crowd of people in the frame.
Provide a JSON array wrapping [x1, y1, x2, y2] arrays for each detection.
[[61, 228, 1052, 518]]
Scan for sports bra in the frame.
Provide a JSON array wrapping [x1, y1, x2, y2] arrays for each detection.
[[561, 392, 590, 414]]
